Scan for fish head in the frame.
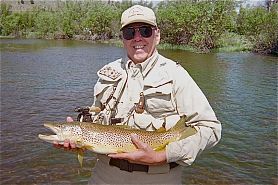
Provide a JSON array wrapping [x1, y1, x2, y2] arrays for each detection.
[[38, 122, 83, 146]]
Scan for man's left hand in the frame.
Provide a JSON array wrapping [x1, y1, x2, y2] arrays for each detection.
[[108, 134, 167, 165]]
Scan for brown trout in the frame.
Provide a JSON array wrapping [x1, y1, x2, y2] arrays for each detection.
[[38, 116, 196, 166]]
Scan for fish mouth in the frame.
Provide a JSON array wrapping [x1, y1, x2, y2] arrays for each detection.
[[38, 134, 59, 141], [43, 123, 60, 133], [38, 123, 63, 144]]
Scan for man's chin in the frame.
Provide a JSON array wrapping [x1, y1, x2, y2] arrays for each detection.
[[132, 55, 148, 64]]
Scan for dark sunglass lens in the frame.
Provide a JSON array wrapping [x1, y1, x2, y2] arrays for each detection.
[[123, 28, 135, 40], [139, 26, 153, 38]]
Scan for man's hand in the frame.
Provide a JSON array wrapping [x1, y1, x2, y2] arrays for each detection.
[[53, 117, 78, 151], [108, 134, 167, 165]]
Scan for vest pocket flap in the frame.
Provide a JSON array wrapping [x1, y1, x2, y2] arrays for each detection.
[[94, 81, 114, 96], [144, 78, 173, 88], [97, 64, 123, 82], [144, 82, 172, 96]]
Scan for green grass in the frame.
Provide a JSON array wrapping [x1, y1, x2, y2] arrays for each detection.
[[215, 32, 253, 52], [157, 43, 197, 52]]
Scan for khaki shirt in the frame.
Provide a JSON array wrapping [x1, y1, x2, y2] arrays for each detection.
[[92, 50, 221, 166]]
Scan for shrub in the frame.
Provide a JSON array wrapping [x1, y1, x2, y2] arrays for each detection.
[[57, 1, 88, 38], [0, 3, 12, 35], [81, 2, 121, 40], [157, 0, 236, 53], [33, 10, 59, 38], [237, 5, 278, 54]]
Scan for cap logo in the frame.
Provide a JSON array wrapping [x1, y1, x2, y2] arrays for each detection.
[[128, 7, 143, 18]]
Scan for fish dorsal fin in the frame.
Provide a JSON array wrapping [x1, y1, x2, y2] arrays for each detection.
[[115, 125, 134, 129], [156, 127, 166, 133]]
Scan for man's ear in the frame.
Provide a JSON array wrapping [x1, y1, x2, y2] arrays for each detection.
[[155, 29, 161, 45]]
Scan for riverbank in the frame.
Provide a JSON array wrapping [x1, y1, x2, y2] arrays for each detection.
[[1, 1, 277, 55], [0, 33, 256, 55]]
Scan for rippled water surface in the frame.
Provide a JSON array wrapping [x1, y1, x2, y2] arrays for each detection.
[[1, 39, 277, 184]]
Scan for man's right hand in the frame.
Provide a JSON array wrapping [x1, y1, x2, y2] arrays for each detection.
[[53, 116, 77, 151]]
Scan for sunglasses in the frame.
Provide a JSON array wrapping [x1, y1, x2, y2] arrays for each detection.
[[122, 26, 156, 40]]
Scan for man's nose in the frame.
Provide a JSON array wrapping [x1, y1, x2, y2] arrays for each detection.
[[134, 29, 142, 41]]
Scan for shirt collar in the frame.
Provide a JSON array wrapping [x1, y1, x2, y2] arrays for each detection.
[[125, 50, 159, 77]]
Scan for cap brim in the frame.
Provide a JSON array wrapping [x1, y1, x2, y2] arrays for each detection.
[[121, 20, 157, 30]]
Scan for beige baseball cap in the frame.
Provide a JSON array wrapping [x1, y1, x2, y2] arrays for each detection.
[[120, 5, 157, 30]]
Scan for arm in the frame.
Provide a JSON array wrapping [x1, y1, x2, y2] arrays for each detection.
[[166, 67, 221, 165]]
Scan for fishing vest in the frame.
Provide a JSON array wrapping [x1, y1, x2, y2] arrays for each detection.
[[91, 53, 183, 131]]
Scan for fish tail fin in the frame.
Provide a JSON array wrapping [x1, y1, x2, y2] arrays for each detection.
[[179, 126, 197, 140], [169, 116, 187, 132], [170, 115, 198, 140]]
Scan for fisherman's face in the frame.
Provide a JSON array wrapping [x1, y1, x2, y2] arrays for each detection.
[[122, 22, 160, 64]]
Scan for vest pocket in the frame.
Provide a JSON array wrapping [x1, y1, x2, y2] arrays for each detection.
[[144, 82, 175, 114]]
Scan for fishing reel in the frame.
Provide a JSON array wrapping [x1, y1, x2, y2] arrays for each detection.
[[75, 106, 93, 122]]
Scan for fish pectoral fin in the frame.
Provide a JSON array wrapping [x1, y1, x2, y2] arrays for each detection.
[[84, 145, 94, 151], [77, 149, 84, 168]]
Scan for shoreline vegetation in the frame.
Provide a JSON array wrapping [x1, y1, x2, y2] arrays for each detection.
[[1, 1, 277, 55]]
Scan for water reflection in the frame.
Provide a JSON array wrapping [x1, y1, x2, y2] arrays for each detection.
[[1, 39, 277, 184]]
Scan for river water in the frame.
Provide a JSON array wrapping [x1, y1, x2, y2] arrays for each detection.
[[0, 39, 277, 184]]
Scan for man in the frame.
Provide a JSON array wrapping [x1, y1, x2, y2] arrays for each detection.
[[63, 5, 221, 184]]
